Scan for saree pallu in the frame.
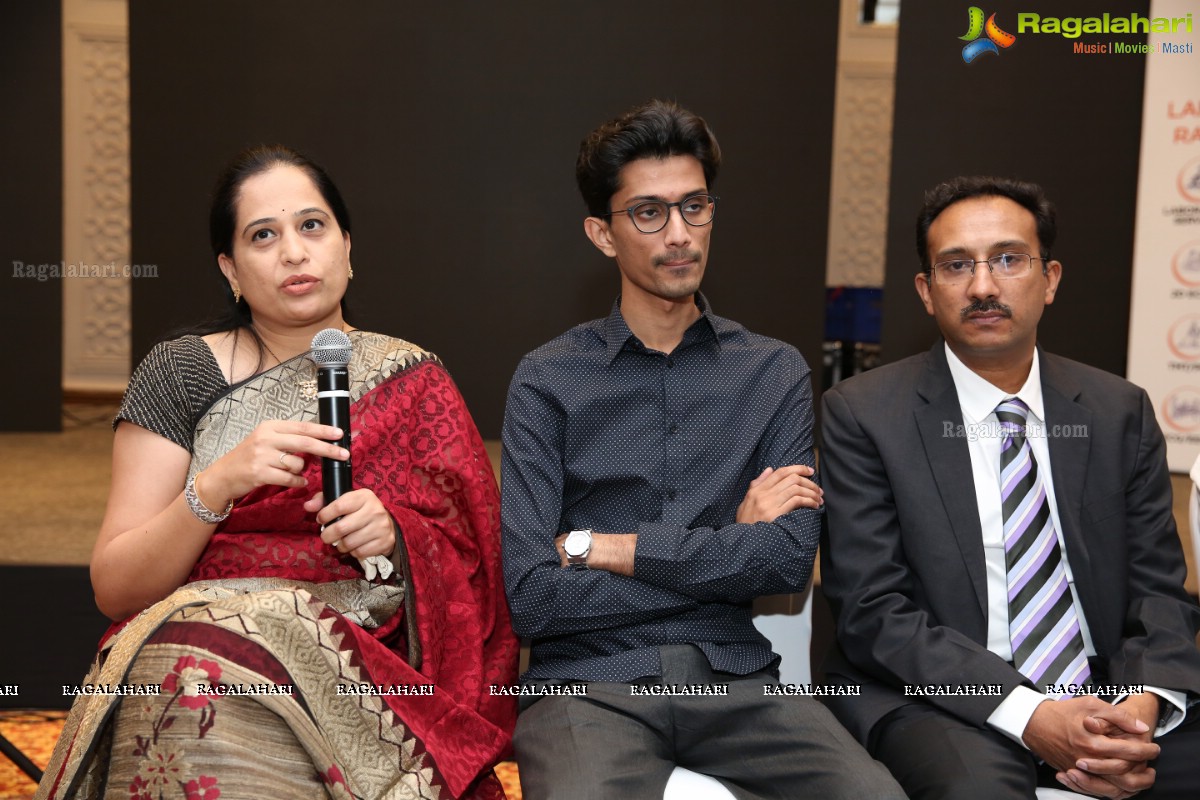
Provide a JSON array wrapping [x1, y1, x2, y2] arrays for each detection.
[[37, 333, 518, 800]]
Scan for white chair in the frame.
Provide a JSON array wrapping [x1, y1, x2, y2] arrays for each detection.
[[665, 768, 1087, 799], [750, 584, 814, 685], [662, 587, 814, 798], [663, 767, 736, 798]]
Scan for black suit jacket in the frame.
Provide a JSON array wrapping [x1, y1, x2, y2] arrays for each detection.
[[819, 342, 1200, 745]]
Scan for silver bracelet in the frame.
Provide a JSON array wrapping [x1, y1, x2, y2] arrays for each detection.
[[184, 473, 233, 524]]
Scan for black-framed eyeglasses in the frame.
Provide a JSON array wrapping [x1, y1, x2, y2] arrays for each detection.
[[930, 252, 1047, 284], [602, 193, 719, 234]]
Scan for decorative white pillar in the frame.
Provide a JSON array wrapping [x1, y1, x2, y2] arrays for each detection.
[[61, 0, 130, 394], [826, 0, 898, 288]]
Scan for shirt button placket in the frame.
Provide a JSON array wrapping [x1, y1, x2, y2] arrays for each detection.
[[662, 354, 681, 515]]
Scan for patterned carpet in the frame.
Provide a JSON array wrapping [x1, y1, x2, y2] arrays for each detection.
[[0, 712, 522, 799], [0, 712, 65, 800]]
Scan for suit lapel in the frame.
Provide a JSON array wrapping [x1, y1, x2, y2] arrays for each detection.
[[914, 343, 989, 619], [1040, 351, 1095, 599]]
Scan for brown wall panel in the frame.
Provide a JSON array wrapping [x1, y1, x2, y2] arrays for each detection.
[[129, 0, 838, 436], [882, 0, 1149, 376], [1, 4, 62, 431]]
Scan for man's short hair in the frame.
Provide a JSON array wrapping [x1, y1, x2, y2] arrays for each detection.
[[916, 176, 1057, 272], [576, 99, 721, 218]]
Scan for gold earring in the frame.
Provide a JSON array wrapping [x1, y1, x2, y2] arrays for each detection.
[[232, 286, 241, 303], [347, 264, 354, 280]]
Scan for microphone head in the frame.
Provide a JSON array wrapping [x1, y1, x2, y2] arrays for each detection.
[[311, 328, 352, 367]]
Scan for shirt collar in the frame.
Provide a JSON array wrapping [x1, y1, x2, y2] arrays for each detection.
[[603, 292, 722, 364], [944, 343, 1045, 423]]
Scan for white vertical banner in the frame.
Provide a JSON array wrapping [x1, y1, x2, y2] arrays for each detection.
[[1127, 0, 1200, 472]]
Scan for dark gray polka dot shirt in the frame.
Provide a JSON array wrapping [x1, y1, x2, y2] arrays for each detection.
[[501, 295, 821, 682]]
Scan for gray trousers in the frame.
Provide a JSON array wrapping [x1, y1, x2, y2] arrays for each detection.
[[513, 645, 906, 800]]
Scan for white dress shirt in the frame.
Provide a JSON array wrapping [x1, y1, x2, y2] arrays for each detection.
[[944, 345, 1185, 745]]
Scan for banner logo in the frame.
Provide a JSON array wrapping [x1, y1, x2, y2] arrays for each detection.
[[1168, 315, 1200, 361], [1172, 242, 1200, 288], [1162, 387, 1200, 432], [1179, 156, 1200, 204], [961, 7, 1017, 63]]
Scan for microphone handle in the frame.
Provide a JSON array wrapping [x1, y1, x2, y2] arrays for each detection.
[[317, 365, 352, 502]]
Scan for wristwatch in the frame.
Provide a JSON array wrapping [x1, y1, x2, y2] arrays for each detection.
[[563, 529, 593, 569]]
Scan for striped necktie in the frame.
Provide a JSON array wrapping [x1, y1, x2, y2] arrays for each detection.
[[997, 398, 1091, 697]]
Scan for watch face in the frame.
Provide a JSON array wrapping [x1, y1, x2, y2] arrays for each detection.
[[564, 531, 589, 556]]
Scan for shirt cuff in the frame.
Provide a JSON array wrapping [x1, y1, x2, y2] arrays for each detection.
[[987, 685, 1046, 749], [1114, 686, 1188, 736], [631, 522, 682, 587]]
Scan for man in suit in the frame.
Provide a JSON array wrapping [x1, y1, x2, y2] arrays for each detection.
[[820, 176, 1200, 799]]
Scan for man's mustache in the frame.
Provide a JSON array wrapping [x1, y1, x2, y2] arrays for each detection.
[[960, 299, 1012, 320], [653, 250, 702, 267]]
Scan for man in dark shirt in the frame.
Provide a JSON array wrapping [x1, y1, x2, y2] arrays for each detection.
[[500, 99, 903, 799]]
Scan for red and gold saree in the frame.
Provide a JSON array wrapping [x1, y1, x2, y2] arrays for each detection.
[[37, 333, 517, 800]]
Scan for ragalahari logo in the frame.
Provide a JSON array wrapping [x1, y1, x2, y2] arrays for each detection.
[[960, 7, 1017, 63]]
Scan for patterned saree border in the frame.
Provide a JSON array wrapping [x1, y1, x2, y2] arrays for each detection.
[[190, 333, 438, 478]]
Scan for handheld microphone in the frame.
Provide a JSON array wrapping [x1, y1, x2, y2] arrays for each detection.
[[309, 329, 393, 582], [311, 329, 353, 502]]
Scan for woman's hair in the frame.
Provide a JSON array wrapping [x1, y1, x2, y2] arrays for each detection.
[[209, 145, 352, 261], [177, 145, 353, 369]]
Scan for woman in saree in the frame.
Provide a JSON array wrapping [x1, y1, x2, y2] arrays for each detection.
[[37, 146, 518, 800]]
